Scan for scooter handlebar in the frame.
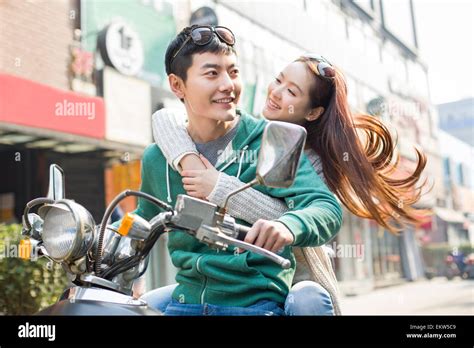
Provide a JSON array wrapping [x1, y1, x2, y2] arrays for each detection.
[[235, 223, 251, 241], [232, 223, 291, 269]]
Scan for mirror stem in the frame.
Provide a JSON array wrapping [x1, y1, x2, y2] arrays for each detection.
[[220, 179, 259, 214]]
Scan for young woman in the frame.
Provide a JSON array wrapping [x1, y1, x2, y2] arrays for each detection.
[[146, 54, 427, 315]]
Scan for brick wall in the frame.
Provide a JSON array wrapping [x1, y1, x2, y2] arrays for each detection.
[[0, 0, 76, 91]]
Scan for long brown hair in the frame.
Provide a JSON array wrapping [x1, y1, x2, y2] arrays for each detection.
[[297, 57, 428, 233]]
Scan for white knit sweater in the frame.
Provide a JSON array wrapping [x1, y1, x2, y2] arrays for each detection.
[[152, 108, 342, 314]]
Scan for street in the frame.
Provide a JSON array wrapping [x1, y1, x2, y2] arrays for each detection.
[[341, 277, 474, 315]]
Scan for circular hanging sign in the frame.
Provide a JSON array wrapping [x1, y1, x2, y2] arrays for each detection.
[[98, 20, 144, 76]]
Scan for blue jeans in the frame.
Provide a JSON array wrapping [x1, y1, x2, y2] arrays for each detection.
[[164, 299, 284, 316], [141, 284, 283, 316], [141, 280, 334, 316], [284, 281, 335, 316]]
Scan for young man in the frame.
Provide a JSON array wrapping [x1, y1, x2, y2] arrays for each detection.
[[134, 25, 342, 315]]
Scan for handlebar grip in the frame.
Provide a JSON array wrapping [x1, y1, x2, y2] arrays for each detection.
[[235, 224, 251, 241]]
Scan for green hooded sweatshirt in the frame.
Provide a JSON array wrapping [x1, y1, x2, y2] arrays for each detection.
[[133, 110, 342, 307]]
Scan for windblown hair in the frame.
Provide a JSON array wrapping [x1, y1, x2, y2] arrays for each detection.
[[297, 57, 429, 233]]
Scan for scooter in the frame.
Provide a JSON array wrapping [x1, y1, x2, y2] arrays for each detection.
[[444, 249, 466, 280], [21, 121, 306, 315], [461, 253, 474, 280]]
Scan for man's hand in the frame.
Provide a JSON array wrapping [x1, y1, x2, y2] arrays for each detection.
[[181, 155, 219, 200], [243, 219, 294, 253]]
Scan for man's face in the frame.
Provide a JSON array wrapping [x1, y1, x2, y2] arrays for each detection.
[[180, 52, 242, 122]]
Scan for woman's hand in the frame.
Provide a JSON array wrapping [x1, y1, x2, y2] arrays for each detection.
[[181, 155, 219, 200]]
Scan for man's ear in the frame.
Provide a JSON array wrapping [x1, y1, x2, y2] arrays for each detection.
[[306, 106, 324, 122], [168, 74, 186, 100]]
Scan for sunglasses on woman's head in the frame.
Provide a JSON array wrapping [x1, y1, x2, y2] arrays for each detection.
[[171, 26, 236, 64], [300, 54, 336, 79]]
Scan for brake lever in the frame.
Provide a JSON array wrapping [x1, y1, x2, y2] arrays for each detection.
[[197, 225, 291, 269]]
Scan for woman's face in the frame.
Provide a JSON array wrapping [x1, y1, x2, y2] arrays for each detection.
[[262, 61, 319, 124]]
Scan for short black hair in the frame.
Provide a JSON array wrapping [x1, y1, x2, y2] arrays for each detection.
[[165, 25, 236, 82]]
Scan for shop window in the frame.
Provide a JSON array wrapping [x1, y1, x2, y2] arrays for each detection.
[[443, 157, 451, 181], [457, 163, 465, 186]]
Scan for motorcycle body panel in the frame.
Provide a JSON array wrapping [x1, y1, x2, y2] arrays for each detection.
[[36, 286, 162, 315], [37, 299, 161, 316]]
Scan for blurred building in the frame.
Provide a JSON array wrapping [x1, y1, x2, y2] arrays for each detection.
[[438, 98, 474, 244], [437, 98, 474, 146], [0, 1, 178, 214], [435, 130, 474, 245], [0, 0, 454, 295], [1, 0, 107, 222], [0, 0, 182, 286]]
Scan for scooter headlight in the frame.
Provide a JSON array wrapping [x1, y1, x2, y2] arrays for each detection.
[[38, 200, 95, 262]]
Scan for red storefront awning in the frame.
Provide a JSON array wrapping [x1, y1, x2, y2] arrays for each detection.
[[0, 73, 105, 139]]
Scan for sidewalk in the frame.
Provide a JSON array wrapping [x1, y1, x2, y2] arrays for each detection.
[[340, 277, 474, 315]]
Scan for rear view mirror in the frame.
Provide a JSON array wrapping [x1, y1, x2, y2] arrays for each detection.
[[221, 121, 306, 212], [46, 164, 65, 200], [256, 121, 306, 188]]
